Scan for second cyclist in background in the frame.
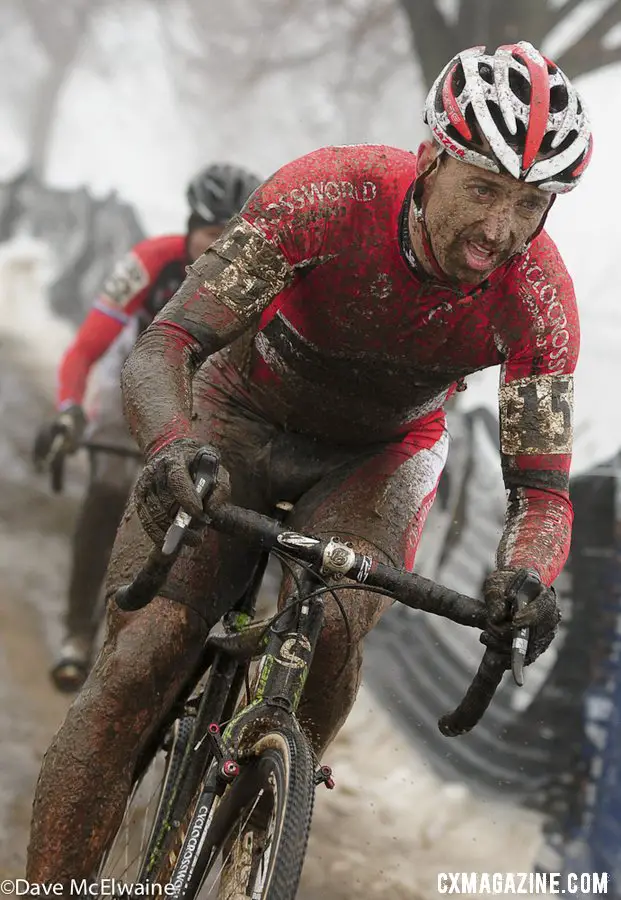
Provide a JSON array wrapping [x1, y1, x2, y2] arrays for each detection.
[[33, 163, 262, 692]]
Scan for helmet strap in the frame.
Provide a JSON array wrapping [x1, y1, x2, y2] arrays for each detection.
[[518, 193, 556, 254], [411, 152, 449, 283]]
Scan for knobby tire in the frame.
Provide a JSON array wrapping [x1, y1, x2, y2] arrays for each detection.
[[176, 723, 315, 900]]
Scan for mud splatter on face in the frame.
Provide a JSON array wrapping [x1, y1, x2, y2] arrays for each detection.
[[415, 156, 550, 285]]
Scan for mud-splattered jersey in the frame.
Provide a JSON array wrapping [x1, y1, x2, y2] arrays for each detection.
[[56, 234, 187, 408], [126, 144, 580, 586]]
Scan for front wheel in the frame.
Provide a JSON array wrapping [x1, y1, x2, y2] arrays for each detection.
[[178, 723, 316, 900]]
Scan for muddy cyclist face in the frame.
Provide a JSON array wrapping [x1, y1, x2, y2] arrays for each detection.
[[411, 145, 551, 285]]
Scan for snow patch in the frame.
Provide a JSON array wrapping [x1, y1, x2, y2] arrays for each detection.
[[299, 686, 544, 900], [0, 237, 75, 397]]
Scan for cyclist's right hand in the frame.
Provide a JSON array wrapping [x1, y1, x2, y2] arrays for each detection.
[[33, 404, 87, 466], [134, 437, 230, 545]]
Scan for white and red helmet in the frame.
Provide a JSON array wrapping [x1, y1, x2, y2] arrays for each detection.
[[424, 42, 593, 193]]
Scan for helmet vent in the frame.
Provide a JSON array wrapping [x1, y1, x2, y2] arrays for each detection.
[[452, 62, 467, 94], [549, 84, 569, 113], [539, 128, 578, 158], [478, 62, 494, 85], [489, 101, 527, 150], [464, 104, 483, 146], [508, 68, 531, 105]]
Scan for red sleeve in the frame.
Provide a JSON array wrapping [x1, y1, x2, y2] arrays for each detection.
[[56, 235, 186, 410], [94, 235, 186, 320], [56, 309, 125, 408], [495, 235, 579, 586]]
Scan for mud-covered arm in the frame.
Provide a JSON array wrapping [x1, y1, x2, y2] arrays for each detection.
[[121, 217, 294, 458], [494, 245, 579, 587], [497, 368, 575, 586]]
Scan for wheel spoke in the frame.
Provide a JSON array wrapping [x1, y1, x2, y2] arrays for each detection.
[[96, 717, 193, 885], [206, 790, 264, 896], [100, 752, 167, 879]]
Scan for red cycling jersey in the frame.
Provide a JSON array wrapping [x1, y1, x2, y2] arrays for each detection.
[[126, 144, 579, 586], [56, 234, 188, 409]]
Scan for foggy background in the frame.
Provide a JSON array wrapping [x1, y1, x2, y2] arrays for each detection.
[[1, 1, 620, 897]]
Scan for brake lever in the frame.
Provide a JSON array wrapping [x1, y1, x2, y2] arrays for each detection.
[[161, 447, 220, 556], [510, 569, 543, 687], [45, 432, 69, 494]]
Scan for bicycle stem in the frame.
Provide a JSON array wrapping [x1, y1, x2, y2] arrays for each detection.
[[207, 502, 487, 629]]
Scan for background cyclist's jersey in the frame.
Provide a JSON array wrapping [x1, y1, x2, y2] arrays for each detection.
[[56, 234, 187, 409], [137, 143, 579, 585]]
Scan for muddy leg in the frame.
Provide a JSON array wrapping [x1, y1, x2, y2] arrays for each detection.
[[29, 445, 264, 887], [64, 480, 130, 643], [27, 594, 207, 885], [27, 491, 215, 886]]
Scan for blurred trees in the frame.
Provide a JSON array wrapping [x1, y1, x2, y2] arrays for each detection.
[[162, 0, 413, 141], [3, 0, 621, 176], [176, 0, 621, 95], [18, 0, 118, 175], [171, 0, 621, 141], [399, 0, 621, 89]]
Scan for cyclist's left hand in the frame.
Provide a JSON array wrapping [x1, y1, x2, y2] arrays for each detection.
[[33, 404, 87, 465], [481, 567, 561, 665], [134, 437, 230, 545]]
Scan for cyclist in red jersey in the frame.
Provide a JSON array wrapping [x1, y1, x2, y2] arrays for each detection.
[[33, 163, 261, 691], [28, 42, 594, 882]]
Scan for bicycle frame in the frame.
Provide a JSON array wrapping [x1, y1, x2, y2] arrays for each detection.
[[140, 550, 269, 881], [154, 561, 327, 799], [219, 567, 326, 755], [157, 564, 330, 896]]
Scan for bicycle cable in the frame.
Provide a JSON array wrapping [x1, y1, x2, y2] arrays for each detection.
[[273, 550, 354, 676], [270, 550, 395, 681]]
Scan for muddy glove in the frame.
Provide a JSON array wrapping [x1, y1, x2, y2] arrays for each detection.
[[33, 404, 87, 466], [134, 437, 231, 546], [481, 567, 561, 665]]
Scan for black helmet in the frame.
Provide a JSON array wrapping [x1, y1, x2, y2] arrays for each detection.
[[186, 163, 262, 225]]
